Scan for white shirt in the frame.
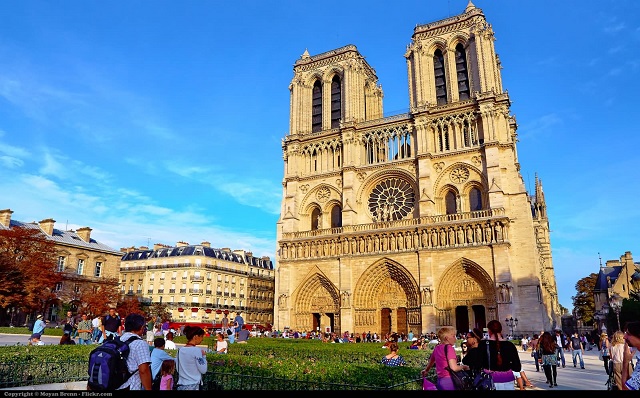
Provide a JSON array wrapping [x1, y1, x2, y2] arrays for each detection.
[[216, 339, 228, 353], [165, 339, 176, 350]]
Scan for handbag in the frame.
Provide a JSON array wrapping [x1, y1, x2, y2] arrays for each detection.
[[444, 344, 473, 390], [598, 350, 603, 361], [472, 341, 495, 391], [423, 377, 437, 390]]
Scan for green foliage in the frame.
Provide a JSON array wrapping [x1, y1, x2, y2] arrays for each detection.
[[0, 337, 431, 389]]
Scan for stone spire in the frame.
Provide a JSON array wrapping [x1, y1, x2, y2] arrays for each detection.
[[465, 0, 476, 13]]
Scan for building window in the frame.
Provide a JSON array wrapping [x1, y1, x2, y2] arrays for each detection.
[[469, 188, 482, 211], [433, 49, 448, 105], [94, 262, 102, 277], [312, 80, 322, 133], [368, 178, 415, 222], [57, 256, 65, 272], [77, 259, 84, 275], [311, 207, 321, 231], [455, 43, 470, 101], [74, 284, 80, 293], [55, 282, 62, 292], [330, 75, 341, 128], [330, 205, 342, 228], [445, 191, 457, 215]]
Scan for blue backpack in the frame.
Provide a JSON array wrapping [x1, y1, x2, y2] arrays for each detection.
[[87, 335, 140, 390]]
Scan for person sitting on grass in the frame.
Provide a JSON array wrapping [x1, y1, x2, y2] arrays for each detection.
[[215, 332, 228, 354], [381, 341, 407, 366]]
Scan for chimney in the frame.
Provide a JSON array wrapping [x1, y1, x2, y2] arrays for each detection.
[[221, 247, 231, 253], [176, 241, 189, 247], [154, 243, 165, 250], [77, 227, 92, 242], [261, 256, 271, 262], [201, 241, 211, 247], [233, 249, 246, 257], [139, 246, 149, 250], [39, 218, 56, 236], [0, 209, 12, 227], [120, 246, 137, 253]]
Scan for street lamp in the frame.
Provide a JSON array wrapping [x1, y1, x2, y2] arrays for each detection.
[[610, 293, 623, 331], [505, 316, 518, 337]]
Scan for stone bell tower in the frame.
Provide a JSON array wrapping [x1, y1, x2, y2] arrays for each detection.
[[276, 1, 560, 337]]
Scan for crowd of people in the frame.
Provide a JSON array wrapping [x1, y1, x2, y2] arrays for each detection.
[[23, 308, 640, 391]]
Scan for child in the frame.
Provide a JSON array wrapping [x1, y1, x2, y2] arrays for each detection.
[[160, 359, 176, 390], [216, 332, 228, 354]]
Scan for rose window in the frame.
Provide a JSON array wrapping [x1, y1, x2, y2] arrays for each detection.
[[368, 178, 415, 221]]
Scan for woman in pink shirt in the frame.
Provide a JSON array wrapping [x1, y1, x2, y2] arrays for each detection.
[[422, 326, 470, 390]]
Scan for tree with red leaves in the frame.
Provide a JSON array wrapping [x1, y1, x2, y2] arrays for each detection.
[[0, 226, 62, 315]]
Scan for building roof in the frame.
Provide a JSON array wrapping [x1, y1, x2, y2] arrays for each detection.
[[594, 266, 622, 292], [121, 244, 274, 270], [1, 219, 122, 255]]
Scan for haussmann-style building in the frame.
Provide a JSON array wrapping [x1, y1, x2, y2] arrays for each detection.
[[275, 1, 560, 337], [119, 242, 275, 329]]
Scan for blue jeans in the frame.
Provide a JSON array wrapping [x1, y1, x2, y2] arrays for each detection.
[[532, 350, 540, 371], [572, 350, 584, 368], [78, 338, 92, 345], [556, 347, 565, 367]]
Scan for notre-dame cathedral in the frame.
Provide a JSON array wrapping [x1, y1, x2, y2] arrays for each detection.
[[275, 1, 560, 337]]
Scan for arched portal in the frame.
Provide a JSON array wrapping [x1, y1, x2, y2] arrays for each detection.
[[435, 258, 497, 334], [353, 258, 421, 335], [292, 273, 340, 334]]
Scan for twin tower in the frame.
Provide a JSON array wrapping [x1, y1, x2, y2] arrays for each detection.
[[275, 1, 560, 337]]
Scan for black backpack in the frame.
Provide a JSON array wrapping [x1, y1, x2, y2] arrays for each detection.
[[87, 335, 140, 390]]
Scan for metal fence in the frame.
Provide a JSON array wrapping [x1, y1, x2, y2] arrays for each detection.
[[0, 360, 422, 390]]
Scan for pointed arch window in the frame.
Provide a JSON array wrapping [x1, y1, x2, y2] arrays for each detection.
[[330, 76, 341, 129], [311, 207, 321, 230], [469, 187, 482, 211], [455, 43, 470, 100], [312, 80, 322, 132], [433, 49, 448, 105], [330, 205, 342, 228], [445, 191, 457, 214]]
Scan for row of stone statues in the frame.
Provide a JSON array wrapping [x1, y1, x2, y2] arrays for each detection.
[[280, 221, 507, 259]]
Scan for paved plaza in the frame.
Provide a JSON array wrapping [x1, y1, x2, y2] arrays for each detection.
[[516, 347, 610, 390]]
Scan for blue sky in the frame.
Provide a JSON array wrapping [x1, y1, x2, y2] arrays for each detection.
[[0, 0, 638, 311]]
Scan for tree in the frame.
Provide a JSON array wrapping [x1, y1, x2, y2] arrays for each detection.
[[148, 301, 171, 322], [572, 273, 598, 325], [0, 226, 62, 314], [74, 279, 121, 317], [117, 295, 143, 319]]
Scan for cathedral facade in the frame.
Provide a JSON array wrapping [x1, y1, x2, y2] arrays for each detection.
[[275, 2, 560, 337]]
